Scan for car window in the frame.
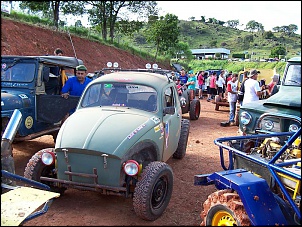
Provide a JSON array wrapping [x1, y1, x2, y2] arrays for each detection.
[[1, 63, 35, 82], [284, 64, 301, 86], [81, 83, 158, 112]]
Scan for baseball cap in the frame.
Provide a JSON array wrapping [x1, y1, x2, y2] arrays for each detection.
[[76, 65, 87, 71], [188, 70, 194, 74], [248, 69, 260, 77]]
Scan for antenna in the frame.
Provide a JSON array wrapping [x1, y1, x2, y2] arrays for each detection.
[[66, 28, 77, 59]]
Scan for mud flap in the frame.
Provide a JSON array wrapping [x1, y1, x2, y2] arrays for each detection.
[[36, 95, 80, 123]]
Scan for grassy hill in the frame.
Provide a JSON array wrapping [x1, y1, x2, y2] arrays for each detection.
[[130, 20, 301, 60], [1, 10, 300, 74]]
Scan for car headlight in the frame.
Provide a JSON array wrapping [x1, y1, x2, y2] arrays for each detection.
[[41, 152, 55, 165], [240, 111, 252, 125], [263, 120, 274, 131], [123, 160, 140, 176], [289, 124, 299, 132]]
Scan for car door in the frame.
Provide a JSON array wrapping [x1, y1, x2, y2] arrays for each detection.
[[162, 85, 181, 162]]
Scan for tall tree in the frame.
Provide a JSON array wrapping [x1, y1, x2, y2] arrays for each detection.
[[87, 1, 158, 42], [145, 13, 180, 61], [245, 20, 264, 33]]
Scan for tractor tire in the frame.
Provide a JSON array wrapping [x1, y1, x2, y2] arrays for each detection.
[[133, 161, 173, 221], [173, 119, 190, 159], [200, 189, 251, 226], [189, 99, 200, 120], [24, 148, 66, 195]]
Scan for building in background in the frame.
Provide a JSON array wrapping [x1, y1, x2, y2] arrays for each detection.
[[191, 48, 231, 60]]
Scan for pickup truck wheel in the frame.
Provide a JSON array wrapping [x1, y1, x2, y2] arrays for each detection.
[[189, 99, 200, 120], [200, 189, 251, 226], [133, 161, 173, 221], [24, 148, 66, 195], [173, 119, 190, 159]]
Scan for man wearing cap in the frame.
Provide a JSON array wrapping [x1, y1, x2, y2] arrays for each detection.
[[242, 69, 266, 105], [61, 64, 92, 99]]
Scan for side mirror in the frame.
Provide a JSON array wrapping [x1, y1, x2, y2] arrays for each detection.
[[42, 66, 50, 82]]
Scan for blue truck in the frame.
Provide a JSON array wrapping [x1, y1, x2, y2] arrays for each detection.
[[1, 55, 84, 143]]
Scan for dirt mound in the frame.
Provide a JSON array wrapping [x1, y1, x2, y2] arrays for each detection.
[[1, 18, 170, 72]]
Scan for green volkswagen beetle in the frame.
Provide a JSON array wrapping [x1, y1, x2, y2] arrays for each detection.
[[24, 70, 190, 221]]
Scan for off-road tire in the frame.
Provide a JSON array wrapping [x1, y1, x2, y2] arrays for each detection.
[[173, 119, 190, 159], [24, 148, 66, 195], [200, 189, 251, 226], [189, 99, 200, 120], [133, 161, 173, 221]]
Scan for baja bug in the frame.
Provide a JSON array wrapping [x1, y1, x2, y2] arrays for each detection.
[[24, 69, 190, 221]]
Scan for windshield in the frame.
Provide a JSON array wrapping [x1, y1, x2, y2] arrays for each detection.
[[284, 64, 301, 86], [1, 62, 36, 82], [81, 83, 158, 112]]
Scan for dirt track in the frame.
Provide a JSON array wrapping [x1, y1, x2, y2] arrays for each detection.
[[12, 99, 238, 226]]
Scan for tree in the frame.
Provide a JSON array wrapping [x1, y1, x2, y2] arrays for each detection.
[[170, 41, 193, 60], [87, 1, 158, 42], [19, 1, 85, 29], [263, 31, 275, 39], [226, 20, 239, 29], [145, 13, 180, 61], [269, 46, 286, 58], [245, 20, 264, 33]]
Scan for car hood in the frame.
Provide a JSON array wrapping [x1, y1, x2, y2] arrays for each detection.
[[263, 87, 301, 108], [55, 107, 161, 157]]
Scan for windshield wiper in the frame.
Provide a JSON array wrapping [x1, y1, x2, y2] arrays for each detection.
[[3, 58, 21, 71]]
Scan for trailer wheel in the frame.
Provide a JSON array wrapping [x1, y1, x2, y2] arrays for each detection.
[[200, 189, 251, 226], [24, 148, 66, 195], [133, 161, 173, 221]]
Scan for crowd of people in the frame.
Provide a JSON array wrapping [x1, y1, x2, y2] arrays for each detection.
[[172, 68, 279, 126]]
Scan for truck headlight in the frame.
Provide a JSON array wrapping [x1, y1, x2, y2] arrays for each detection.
[[263, 120, 274, 131], [123, 160, 140, 176], [240, 112, 252, 125], [289, 124, 299, 132], [41, 152, 55, 165]]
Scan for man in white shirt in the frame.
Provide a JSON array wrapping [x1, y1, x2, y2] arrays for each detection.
[[242, 69, 266, 105]]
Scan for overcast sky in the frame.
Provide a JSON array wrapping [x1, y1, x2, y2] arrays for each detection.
[[156, 1, 301, 34]]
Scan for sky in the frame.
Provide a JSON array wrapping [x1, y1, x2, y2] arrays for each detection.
[[156, 1, 301, 34]]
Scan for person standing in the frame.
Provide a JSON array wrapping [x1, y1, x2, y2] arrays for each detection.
[[216, 72, 226, 99], [61, 64, 92, 99], [242, 69, 266, 105], [178, 68, 188, 85], [208, 72, 217, 101], [237, 71, 248, 106], [186, 70, 196, 101], [227, 73, 238, 126], [204, 72, 211, 101], [45, 48, 64, 95], [197, 70, 205, 99]]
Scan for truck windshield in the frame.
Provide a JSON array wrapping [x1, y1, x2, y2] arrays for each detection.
[[81, 83, 158, 112], [1, 63, 36, 82], [284, 64, 301, 86]]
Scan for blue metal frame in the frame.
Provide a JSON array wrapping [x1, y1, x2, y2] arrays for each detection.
[[194, 128, 301, 225], [1, 170, 56, 224]]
